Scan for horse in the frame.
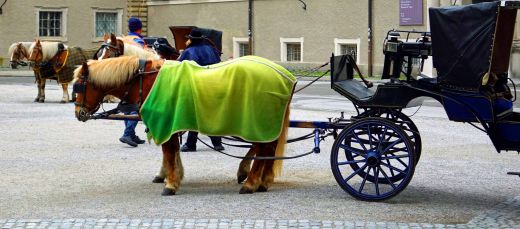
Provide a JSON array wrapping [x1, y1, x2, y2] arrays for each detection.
[[27, 40, 98, 103], [8, 42, 32, 69], [95, 33, 160, 61], [72, 56, 294, 195], [93, 33, 252, 184]]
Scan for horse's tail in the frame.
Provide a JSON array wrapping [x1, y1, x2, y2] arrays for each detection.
[[273, 106, 290, 177]]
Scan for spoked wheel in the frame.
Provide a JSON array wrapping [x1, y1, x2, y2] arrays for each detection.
[[331, 117, 416, 201], [357, 109, 422, 164]]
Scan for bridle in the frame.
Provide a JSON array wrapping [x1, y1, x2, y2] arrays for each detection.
[[74, 59, 155, 122], [73, 69, 101, 122], [97, 41, 123, 59], [28, 43, 43, 67], [10, 45, 29, 68]]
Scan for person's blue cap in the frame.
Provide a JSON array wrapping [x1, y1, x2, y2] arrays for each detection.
[[128, 17, 142, 32]]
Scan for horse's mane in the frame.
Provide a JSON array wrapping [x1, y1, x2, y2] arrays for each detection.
[[8, 42, 32, 60], [29, 41, 68, 61], [74, 56, 140, 88], [124, 42, 160, 60]]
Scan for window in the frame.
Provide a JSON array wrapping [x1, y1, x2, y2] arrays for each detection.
[[280, 37, 304, 62], [92, 8, 123, 41], [233, 37, 250, 58], [96, 12, 117, 37], [286, 43, 301, 62], [39, 11, 62, 37], [340, 44, 358, 63], [334, 38, 360, 64], [239, 43, 250, 57], [35, 7, 67, 41]]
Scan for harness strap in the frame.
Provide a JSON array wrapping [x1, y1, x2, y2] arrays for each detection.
[[138, 59, 147, 106]]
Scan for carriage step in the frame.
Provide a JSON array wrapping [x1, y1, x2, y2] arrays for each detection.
[[507, 172, 520, 177]]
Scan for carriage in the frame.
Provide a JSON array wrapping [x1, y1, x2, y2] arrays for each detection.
[[75, 1, 520, 201]]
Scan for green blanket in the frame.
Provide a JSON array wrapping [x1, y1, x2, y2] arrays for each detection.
[[140, 56, 297, 145]]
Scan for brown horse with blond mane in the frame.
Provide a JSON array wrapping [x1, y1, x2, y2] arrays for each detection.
[[73, 56, 291, 195], [28, 40, 97, 103]]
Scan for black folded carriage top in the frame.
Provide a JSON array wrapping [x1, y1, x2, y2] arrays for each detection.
[[430, 1, 517, 92]]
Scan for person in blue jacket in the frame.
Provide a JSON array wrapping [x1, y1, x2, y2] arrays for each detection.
[[119, 17, 146, 147], [179, 28, 225, 152]]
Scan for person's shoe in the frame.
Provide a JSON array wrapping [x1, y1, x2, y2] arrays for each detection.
[[120, 136, 138, 147], [132, 136, 146, 144], [181, 144, 196, 152], [213, 145, 225, 151]]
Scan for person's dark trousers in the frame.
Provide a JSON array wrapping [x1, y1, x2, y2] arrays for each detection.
[[185, 131, 222, 148]]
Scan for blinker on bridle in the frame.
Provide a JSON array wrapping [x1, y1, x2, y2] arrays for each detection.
[[98, 42, 123, 58]]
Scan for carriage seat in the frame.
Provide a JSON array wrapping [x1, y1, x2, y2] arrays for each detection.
[[332, 79, 375, 101]]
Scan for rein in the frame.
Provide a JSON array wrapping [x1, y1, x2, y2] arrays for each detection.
[[293, 61, 330, 94]]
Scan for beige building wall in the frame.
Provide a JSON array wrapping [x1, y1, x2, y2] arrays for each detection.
[[147, 0, 429, 75], [0, 0, 126, 66]]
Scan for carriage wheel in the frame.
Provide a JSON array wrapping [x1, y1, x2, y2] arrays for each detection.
[[330, 117, 416, 201], [358, 109, 421, 164]]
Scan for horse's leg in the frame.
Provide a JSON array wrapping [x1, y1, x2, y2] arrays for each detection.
[[237, 147, 256, 184], [38, 78, 46, 103], [60, 83, 69, 103], [34, 72, 42, 102], [161, 134, 183, 195], [258, 142, 278, 192], [239, 144, 266, 194]]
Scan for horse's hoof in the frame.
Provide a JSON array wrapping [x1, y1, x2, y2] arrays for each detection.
[[237, 174, 247, 184], [152, 176, 165, 183], [239, 187, 254, 194], [257, 185, 268, 192], [161, 188, 176, 196], [37, 99, 44, 103], [60, 100, 67, 104], [34, 98, 39, 102]]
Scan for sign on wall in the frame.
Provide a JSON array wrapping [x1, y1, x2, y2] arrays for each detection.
[[400, 0, 423, 26]]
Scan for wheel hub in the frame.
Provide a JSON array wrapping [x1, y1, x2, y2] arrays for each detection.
[[366, 151, 381, 166]]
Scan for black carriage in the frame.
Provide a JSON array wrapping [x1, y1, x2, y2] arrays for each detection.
[[328, 1, 520, 200]]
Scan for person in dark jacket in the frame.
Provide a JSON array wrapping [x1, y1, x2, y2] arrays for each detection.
[[179, 28, 225, 152]]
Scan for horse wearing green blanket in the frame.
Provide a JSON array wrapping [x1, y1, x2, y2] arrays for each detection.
[[73, 55, 296, 195]]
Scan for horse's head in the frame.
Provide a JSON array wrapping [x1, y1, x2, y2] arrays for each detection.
[[10, 43, 29, 69], [73, 62, 104, 122], [73, 56, 163, 122], [27, 40, 43, 66], [96, 33, 124, 60]]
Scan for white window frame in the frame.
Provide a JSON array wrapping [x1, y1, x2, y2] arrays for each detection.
[[35, 7, 68, 42], [91, 8, 123, 42], [334, 38, 361, 64], [232, 37, 250, 58], [280, 37, 304, 62]]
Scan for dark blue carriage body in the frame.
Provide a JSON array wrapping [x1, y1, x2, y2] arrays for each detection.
[[331, 1, 520, 152]]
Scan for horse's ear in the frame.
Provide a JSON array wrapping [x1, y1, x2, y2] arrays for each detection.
[[36, 40, 41, 45], [103, 33, 109, 42], [81, 62, 89, 76], [110, 33, 117, 45]]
